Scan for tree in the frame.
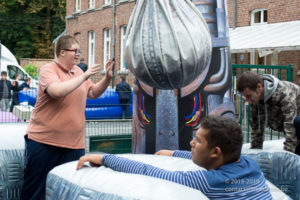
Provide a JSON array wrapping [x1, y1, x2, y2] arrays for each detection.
[[23, 64, 38, 80], [0, 0, 66, 60], [0, 0, 34, 58]]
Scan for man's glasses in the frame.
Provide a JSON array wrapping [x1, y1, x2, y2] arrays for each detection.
[[64, 49, 82, 55]]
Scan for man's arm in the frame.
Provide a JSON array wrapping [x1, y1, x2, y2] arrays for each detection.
[[87, 59, 114, 99], [279, 92, 298, 153], [77, 154, 207, 192], [155, 150, 192, 159], [9, 81, 15, 90], [46, 63, 101, 99], [17, 83, 23, 92], [250, 104, 265, 149], [172, 150, 192, 159]]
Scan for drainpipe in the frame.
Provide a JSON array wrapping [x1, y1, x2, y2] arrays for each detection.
[[112, 0, 116, 88], [233, 0, 236, 29]]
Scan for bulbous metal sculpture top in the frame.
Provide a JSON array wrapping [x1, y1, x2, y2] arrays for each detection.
[[124, 0, 212, 89]]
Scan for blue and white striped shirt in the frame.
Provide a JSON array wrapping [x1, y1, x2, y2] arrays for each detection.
[[103, 151, 273, 199]]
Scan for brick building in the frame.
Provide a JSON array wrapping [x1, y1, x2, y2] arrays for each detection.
[[65, 0, 135, 86], [20, 58, 53, 71], [227, 0, 300, 84], [65, 0, 300, 85]]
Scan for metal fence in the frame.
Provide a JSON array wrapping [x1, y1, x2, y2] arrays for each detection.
[[0, 89, 132, 121], [85, 119, 132, 153], [232, 64, 293, 142], [0, 89, 133, 153], [0, 64, 294, 152]]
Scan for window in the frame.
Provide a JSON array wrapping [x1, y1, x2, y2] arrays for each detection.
[[88, 31, 95, 66], [104, 0, 111, 5], [7, 65, 26, 80], [76, 0, 81, 12], [120, 25, 127, 71], [251, 9, 267, 25], [250, 52, 267, 74], [250, 52, 266, 65], [89, 0, 95, 9], [103, 28, 111, 69]]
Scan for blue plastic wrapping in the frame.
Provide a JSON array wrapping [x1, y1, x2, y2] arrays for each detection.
[[18, 89, 37, 106], [85, 106, 123, 120], [27, 89, 37, 106], [129, 104, 133, 116], [18, 88, 133, 119], [19, 88, 124, 107], [18, 90, 29, 104], [86, 88, 121, 107]]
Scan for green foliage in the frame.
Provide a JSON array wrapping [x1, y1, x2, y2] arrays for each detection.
[[23, 64, 38, 80], [0, 0, 66, 60]]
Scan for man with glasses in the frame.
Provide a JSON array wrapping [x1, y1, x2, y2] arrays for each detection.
[[237, 71, 300, 155], [20, 35, 114, 200]]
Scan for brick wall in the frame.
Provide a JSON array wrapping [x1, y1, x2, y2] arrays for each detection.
[[227, 0, 300, 84], [66, 0, 135, 87], [19, 58, 53, 72], [227, 0, 300, 27], [65, 0, 300, 85], [279, 50, 300, 85], [232, 53, 250, 65]]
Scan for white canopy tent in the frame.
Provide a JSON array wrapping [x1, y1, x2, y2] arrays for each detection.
[[229, 20, 300, 54]]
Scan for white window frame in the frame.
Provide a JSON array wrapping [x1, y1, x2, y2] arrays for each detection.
[[120, 25, 127, 71], [89, 0, 95, 9], [88, 31, 95, 67], [104, 0, 112, 6], [250, 52, 255, 65], [250, 52, 267, 65], [103, 28, 111, 69], [250, 52, 266, 74], [75, 0, 81, 12], [251, 9, 267, 26]]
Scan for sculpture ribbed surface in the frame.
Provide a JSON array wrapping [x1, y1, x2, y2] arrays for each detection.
[[124, 0, 212, 89]]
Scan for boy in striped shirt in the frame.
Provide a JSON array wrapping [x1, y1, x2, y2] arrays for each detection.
[[77, 116, 273, 199]]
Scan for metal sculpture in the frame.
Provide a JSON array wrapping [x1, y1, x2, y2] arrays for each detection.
[[125, 0, 234, 153]]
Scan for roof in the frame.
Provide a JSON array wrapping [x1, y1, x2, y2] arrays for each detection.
[[229, 21, 300, 53], [0, 44, 18, 65]]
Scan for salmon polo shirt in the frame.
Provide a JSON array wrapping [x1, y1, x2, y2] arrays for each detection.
[[27, 61, 93, 149]]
